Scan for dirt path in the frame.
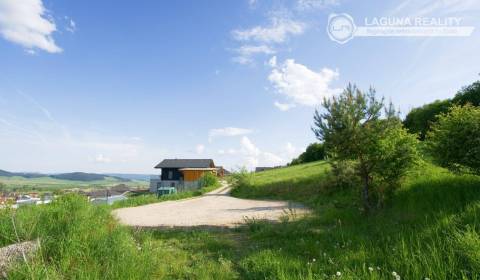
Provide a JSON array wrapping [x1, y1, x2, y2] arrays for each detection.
[[113, 183, 309, 228]]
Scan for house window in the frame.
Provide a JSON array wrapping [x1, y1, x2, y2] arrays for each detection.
[[168, 171, 173, 180]]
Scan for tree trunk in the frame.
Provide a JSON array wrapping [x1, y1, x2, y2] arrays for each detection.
[[361, 168, 371, 213]]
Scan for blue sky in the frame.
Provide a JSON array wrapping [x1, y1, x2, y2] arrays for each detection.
[[0, 0, 479, 173]]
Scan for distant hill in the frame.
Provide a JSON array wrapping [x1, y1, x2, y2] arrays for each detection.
[[0, 169, 45, 179], [50, 172, 130, 182], [105, 173, 153, 181], [0, 170, 131, 182]]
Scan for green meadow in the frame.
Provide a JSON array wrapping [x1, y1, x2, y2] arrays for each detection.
[[0, 176, 148, 191], [1, 160, 479, 279]]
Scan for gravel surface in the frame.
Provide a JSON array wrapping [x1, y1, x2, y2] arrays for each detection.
[[0, 240, 39, 274], [113, 184, 309, 228]]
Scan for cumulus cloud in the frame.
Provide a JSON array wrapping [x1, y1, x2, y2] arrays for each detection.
[[232, 44, 276, 65], [230, 10, 306, 65], [0, 0, 62, 53], [208, 127, 252, 142], [240, 136, 260, 157], [274, 101, 296, 111], [232, 16, 305, 44], [268, 56, 342, 108], [239, 136, 285, 170], [296, 0, 340, 10]]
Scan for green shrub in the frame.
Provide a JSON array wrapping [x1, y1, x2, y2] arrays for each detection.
[[199, 172, 219, 188], [289, 143, 325, 165], [403, 99, 452, 140], [427, 104, 480, 175], [327, 160, 359, 190], [452, 80, 480, 107]]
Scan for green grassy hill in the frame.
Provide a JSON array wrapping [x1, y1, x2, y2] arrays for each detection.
[[1, 161, 479, 279], [230, 161, 480, 279]]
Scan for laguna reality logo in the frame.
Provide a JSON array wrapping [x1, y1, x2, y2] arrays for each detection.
[[327, 13, 356, 44], [327, 13, 474, 44]]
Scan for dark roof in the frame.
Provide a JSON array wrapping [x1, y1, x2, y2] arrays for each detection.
[[154, 159, 215, 169], [255, 167, 274, 172]]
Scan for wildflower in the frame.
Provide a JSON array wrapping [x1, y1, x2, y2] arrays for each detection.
[[368, 267, 373, 272], [425, 278, 430, 280], [392, 271, 401, 280], [312, 258, 316, 262], [336, 271, 342, 277], [377, 266, 381, 270]]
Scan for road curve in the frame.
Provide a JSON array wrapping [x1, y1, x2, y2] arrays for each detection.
[[112, 183, 309, 228]]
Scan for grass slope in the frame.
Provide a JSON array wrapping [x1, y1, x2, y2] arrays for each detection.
[[1, 161, 479, 279], [230, 161, 480, 279]]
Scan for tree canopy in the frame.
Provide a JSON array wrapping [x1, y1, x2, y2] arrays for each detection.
[[427, 105, 480, 175], [289, 143, 325, 165], [313, 84, 418, 212]]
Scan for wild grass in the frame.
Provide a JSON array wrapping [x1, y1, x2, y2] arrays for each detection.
[[111, 182, 221, 209], [0, 195, 157, 279], [230, 161, 480, 279]]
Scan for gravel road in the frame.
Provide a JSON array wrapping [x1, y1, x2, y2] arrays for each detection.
[[113, 183, 309, 228]]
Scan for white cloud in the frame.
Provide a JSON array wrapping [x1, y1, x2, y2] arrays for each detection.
[[262, 152, 284, 165], [232, 16, 305, 44], [196, 144, 205, 154], [267, 56, 277, 67], [284, 142, 296, 156], [0, 0, 62, 53], [65, 18, 76, 33], [240, 136, 260, 157], [93, 154, 112, 163], [239, 136, 285, 170], [274, 101, 296, 111], [296, 0, 340, 10], [268, 58, 342, 108], [233, 44, 276, 65], [208, 127, 252, 142]]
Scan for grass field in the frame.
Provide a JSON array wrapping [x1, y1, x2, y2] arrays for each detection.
[[1, 161, 479, 279], [0, 176, 148, 191]]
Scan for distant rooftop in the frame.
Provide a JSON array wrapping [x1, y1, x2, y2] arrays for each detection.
[[154, 159, 215, 169]]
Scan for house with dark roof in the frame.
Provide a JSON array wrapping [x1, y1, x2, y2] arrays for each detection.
[[150, 159, 216, 192]]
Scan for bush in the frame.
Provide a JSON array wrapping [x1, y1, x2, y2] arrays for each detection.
[[403, 99, 452, 140], [289, 143, 325, 165], [452, 80, 480, 106], [327, 160, 359, 190], [426, 104, 480, 175], [229, 168, 254, 193], [199, 172, 219, 188]]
